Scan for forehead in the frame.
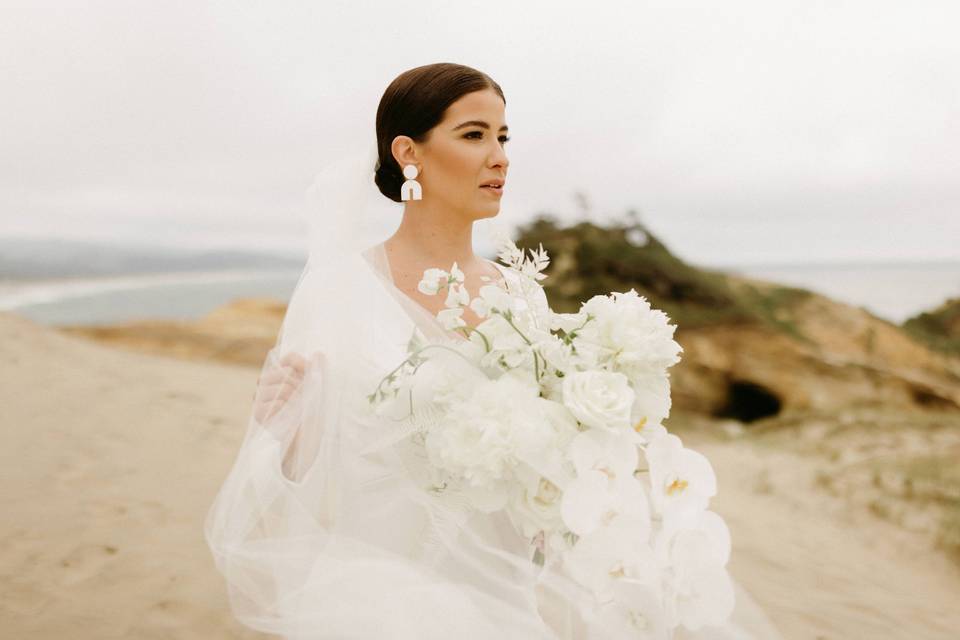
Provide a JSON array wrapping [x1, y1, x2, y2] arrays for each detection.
[[442, 89, 506, 122]]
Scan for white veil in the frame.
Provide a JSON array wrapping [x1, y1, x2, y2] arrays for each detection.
[[203, 139, 785, 639]]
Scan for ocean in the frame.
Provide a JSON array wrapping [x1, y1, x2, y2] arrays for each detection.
[[1, 238, 957, 327]]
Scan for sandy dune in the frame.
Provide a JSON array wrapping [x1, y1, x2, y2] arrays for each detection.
[[1, 310, 958, 638]]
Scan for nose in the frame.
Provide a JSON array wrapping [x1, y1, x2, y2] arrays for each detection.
[[489, 145, 509, 171]]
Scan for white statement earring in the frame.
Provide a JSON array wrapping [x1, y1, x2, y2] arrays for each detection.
[[400, 164, 422, 201]]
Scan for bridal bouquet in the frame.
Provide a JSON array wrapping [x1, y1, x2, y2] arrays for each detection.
[[368, 235, 735, 636]]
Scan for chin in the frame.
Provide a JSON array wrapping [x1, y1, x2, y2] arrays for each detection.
[[474, 207, 500, 221]]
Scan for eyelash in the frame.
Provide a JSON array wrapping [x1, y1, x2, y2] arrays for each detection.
[[465, 131, 511, 144]]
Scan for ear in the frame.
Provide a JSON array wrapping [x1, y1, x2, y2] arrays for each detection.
[[391, 135, 421, 170]]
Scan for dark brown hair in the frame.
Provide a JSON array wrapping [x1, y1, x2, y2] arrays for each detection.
[[374, 63, 505, 202]]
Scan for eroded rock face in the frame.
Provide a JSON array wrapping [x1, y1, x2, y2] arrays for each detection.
[[671, 288, 960, 420]]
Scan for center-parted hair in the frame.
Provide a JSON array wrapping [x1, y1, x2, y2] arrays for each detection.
[[374, 63, 505, 203]]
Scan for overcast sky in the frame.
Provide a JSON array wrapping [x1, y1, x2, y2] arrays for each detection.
[[1, 0, 957, 266]]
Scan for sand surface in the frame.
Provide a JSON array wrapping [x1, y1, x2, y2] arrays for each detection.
[[2, 311, 958, 639]]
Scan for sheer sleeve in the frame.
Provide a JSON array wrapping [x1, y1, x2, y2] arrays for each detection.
[[203, 260, 344, 634], [204, 257, 561, 639]]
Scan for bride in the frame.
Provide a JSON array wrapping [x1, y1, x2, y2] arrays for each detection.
[[204, 62, 785, 639]]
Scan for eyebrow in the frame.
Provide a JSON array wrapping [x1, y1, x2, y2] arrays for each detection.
[[452, 120, 509, 132]]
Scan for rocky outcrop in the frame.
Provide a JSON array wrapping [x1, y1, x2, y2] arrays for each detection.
[[514, 215, 960, 420], [59, 298, 285, 367], [55, 217, 960, 420]]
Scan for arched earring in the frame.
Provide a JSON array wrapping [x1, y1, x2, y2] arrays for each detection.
[[400, 164, 422, 201]]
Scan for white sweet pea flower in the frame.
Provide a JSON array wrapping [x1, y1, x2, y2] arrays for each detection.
[[417, 268, 449, 296], [437, 307, 466, 330], [469, 283, 513, 318], [444, 282, 470, 309], [561, 370, 635, 431], [550, 310, 589, 334], [449, 261, 465, 284], [469, 314, 533, 371], [645, 433, 717, 519]]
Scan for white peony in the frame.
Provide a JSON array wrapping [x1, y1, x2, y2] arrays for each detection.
[[424, 371, 568, 512], [561, 370, 635, 431], [573, 290, 683, 382]]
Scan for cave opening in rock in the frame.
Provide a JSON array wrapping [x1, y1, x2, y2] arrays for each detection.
[[715, 379, 782, 423]]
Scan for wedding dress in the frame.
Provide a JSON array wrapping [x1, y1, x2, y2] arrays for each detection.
[[203, 143, 786, 639]]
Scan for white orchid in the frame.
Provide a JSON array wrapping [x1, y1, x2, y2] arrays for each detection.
[[646, 433, 718, 518], [561, 430, 650, 537], [654, 510, 735, 630], [562, 515, 656, 596], [586, 576, 669, 639], [629, 371, 675, 430]]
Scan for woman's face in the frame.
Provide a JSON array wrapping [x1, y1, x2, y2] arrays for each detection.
[[394, 88, 510, 220]]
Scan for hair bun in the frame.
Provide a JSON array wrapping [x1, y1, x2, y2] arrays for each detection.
[[374, 161, 404, 203]]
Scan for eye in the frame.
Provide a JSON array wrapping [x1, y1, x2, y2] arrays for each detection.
[[464, 131, 511, 144]]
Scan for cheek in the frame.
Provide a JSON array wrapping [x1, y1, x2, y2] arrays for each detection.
[[430, 146, 482, 193]]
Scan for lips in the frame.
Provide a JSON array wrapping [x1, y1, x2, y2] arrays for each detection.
[[480, 179, 505, 194]]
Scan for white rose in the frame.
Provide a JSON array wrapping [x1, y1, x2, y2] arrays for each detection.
[[561, 370, 635, 431]]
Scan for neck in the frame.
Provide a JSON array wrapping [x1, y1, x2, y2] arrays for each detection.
[[384, 201, 479, 270]]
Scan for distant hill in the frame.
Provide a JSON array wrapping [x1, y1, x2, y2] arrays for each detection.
[[0, 236, 304, 280], [514, 214, 960, 419]]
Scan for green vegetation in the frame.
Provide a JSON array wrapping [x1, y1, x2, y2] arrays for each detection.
[[902, 297, 960, 357], [513, 213, 814, 338]]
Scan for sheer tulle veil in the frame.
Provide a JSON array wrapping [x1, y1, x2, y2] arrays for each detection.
[[203, 138, 785, 639]]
